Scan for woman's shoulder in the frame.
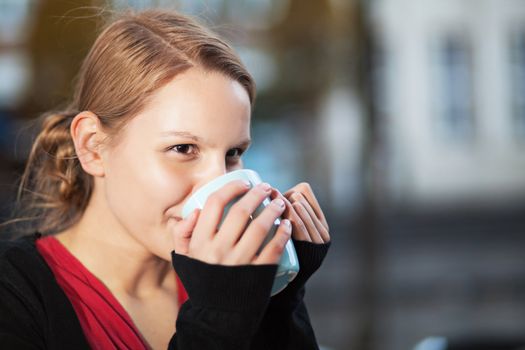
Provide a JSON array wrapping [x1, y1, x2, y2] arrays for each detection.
[[0, 233, 58, 320], [0, 233, 45, 280], [0, 233, 90, 348], [0, 233, 39, 259]]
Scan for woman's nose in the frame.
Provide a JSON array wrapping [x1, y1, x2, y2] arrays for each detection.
[[194, 159, 228, 190]]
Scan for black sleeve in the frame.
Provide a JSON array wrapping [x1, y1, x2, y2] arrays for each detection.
[[168, 240, 330, 350], [250, 240, 331, 350], [168, 253, 278, 350]]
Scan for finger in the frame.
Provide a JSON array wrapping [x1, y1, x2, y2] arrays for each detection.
[[291, 199, 324, 244], [253, 219, 292, 265], [278, 191, 312, 242], [284, 183, 329, 231], [230, 197, 286, 264], [272, 189, 298, 224], [216, 182, 273, 247], [170, 208, 200, 255], [192, 179, 251, 245], [291, 192, 330, 242]]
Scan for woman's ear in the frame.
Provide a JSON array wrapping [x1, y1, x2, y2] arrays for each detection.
[[70, 111, 106, 177]]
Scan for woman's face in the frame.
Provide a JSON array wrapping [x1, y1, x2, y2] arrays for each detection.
[[100, 68, 252, 260]]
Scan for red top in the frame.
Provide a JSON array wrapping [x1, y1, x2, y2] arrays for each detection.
[[36, 235, 188, 350]]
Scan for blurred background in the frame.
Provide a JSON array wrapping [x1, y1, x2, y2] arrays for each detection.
[[1, 0, 525, 349]]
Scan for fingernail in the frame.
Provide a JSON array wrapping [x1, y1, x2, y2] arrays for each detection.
[[242, 180, 251, 188], [272, 198, 285, 208], [259, 182, 272, 192]]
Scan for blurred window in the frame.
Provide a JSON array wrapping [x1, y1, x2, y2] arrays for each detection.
[[0, 0, 32, 108], [433, 35, 475, 142], [510, 31, 525, 140], [0, 52, 30, 108], [0, 0, 33, 43]]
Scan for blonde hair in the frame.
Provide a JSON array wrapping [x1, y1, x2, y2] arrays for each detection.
[[10, 9, 255, 236]]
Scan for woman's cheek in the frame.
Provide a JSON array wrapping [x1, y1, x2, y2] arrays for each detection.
[[150, 161, 193, 210]]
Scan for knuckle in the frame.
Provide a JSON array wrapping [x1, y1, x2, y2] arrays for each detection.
[[234, 179, 248, 187], [297, 182, 312, 192], [251, 218, 270, 233], [230, 202, 252, 217], [295, 218, 307, 232], [257, 185, 271, 195], [292, 201, 304, 212], [206, 249, 222, 264], [250, 218, 266, 231], [234, 180, 251, 192], [207, 193, 226, 207], [271, 241, 284, 255]]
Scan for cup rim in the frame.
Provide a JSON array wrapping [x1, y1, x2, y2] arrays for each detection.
[[182, 168, 260, 218]]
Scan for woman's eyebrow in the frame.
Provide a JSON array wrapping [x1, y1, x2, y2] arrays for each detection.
[[160, 131, 202, 142], [236, 139, 252, 148], [161, 130, 251, 148]]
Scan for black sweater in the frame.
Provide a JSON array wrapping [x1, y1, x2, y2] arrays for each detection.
[[0, 234, 330, 349]]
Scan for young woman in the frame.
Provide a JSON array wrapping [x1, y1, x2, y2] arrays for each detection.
[[0, 9, 331, 349]]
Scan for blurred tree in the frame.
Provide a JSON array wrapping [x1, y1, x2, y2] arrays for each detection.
[[265, 0, 332, 112], [261, 3, 382, 348], [22, 0, 105, 117], [266, 2, 384, 349], [353, 2, 384, 349]]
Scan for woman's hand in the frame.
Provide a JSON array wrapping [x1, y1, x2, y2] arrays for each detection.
[[170, 180, 292, 266], [274, 182, 330, 244]]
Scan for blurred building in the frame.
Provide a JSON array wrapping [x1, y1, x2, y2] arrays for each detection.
[[370, 0, 525, 208], [363, 1, 525, 350]]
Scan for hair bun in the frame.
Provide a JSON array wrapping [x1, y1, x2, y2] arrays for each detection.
[[14, 110, 92, 235]]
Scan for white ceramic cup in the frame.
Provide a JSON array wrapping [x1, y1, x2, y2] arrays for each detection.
[[182, 169, 299, 295]]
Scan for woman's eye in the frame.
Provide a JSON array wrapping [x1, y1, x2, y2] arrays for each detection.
[[170, 144, 195, 155], [168, 145, 245, 160], [226, 148, 244, 158]]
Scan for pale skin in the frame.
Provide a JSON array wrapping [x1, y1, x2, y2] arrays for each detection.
[[56, 67, 330, 349]]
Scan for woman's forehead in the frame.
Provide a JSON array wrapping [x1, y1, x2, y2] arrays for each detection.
[[124, 68, 251, 144]]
